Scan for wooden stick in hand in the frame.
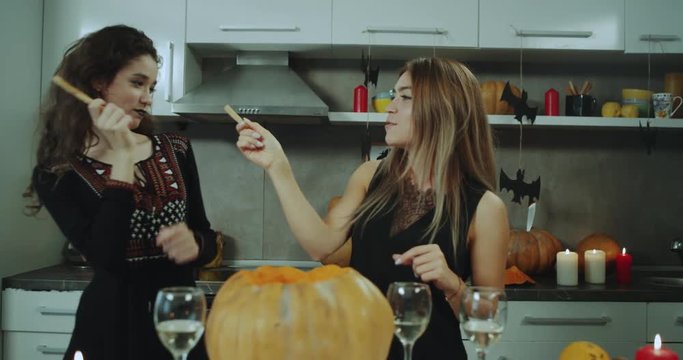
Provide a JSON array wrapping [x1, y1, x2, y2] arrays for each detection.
[[52, 76, 93, 104], [223, 104, 244, 124]]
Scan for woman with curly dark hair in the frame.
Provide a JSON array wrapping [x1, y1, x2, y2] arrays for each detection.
[[27, 25, 217, 360]]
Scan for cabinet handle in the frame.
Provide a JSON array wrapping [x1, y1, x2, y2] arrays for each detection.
[[38, 306, 76, 316], [219, 26, 300, 32], [364, 27, 447, 35], [515, 30, 593, 38], [639, 34, 681, 42], [36, 345, 67, 355], [165, 41, 174, 102], [523, 315, 611, 326]]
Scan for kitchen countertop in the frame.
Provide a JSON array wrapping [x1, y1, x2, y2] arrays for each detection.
[[2, 264, 683, 302]]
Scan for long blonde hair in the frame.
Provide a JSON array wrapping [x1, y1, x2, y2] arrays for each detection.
[[353, 57, 496, 254]]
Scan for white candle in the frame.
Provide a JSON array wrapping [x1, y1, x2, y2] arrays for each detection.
[[556, 249, 578, 286], [584, 249, 606, 284]]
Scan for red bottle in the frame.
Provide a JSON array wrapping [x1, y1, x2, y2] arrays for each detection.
[[354, 85, 368, 112], [545, 88, 559, 116]]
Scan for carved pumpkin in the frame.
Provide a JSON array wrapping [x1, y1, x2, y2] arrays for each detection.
[[480, 81, 521, 115], [206, 265, 394, 360], [576, 233, 620, 271], [506, 228, 563, 275]]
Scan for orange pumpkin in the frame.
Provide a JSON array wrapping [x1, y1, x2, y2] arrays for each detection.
[[480, 81, 521, 114], [576, 233, 620, 271], [206, 265, 394, 360], [506, 228, 563, 274], [559, 341, 610, 360]]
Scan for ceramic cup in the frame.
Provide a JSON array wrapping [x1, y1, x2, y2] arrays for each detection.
[[566, 95, 597, 116], [652, 92, 683, 119]]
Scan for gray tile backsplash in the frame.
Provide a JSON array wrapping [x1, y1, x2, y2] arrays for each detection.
[[160, 57, 683, 266]]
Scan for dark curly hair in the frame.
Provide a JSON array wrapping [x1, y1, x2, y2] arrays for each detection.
[[25, 25, 160, 213]]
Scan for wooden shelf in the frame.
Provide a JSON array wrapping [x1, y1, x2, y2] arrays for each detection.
[[328, 112, 683, 129]]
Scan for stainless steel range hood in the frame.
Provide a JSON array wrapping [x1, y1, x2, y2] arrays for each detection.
[[172, 52, 328, 124]]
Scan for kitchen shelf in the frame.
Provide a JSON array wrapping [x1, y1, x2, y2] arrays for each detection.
[[328, 112, 683, 129]]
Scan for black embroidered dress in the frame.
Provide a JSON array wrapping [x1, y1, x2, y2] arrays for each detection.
[[33, 134, 217, 360], [350, 170, 486, 360]]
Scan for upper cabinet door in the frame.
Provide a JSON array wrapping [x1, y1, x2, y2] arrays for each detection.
[[186, 0, 332, 48], [332, 0, 478, 48], [479, 0, 625, 50], [625, 0, 683, 53], [42, 0, 186, 116]]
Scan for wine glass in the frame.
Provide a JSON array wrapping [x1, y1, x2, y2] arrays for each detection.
[[153, 287, 207, 360], [386, 282, 432, 360], [459, 286, 507, 360]]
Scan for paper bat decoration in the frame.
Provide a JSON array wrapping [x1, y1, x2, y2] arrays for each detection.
[[501, 81, 538, 124], [639, 120, 657, 155], [361, 128, 371, 162], [360, 50, 380, 88], [500, 168, 541, 205]]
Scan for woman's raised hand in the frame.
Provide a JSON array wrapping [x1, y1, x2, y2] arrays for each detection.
[[87, 99, 137, 151], [235, 119, 288, 172], [393, 244, 462, 296]]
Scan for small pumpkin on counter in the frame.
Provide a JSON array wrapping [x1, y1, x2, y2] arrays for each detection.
[[576, 233, 620, 271], [480, 80, 521, 115], [559, 341, 610, 360], [506, 228, 563, 275], [206, 265, 394, 360]]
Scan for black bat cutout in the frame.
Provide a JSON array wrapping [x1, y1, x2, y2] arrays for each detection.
[[361, 128, 371, 162], [500, 81, 538, 124], [639, 120, 657, 155], [500, 168, 541, 205], [360, 50, 379, 88]]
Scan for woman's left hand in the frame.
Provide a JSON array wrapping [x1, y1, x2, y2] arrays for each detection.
[[156, 223, 199, 264], [393, 244, 461, 295]]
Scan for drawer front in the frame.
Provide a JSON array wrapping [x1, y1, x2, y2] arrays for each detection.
[[3, 332, 71, 360], [464, 341, 642, 360], [2, 289, 81, 333], [647, 303, 683, 342], [503, 302, 646, 342]]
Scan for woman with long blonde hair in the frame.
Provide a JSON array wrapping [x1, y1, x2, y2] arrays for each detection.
[[236, 57, 509, 359]]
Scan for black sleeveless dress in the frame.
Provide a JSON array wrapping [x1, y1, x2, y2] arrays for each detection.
[[350, 171, 486, 360]]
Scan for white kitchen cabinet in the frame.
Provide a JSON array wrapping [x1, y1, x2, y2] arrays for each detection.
[[2, 289, 82, 360], [41, 0, 186, 116], [479, 0, 624, 50], [332, 0, 478, 48], [462, 301, 646, 360], [186, 0, 332, 50], [646, 303, 683, 343], [625, 0, 683, 53]]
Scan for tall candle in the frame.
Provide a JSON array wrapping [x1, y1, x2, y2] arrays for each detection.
[[616, 247, 633, 284], [635, 334, 679, 360], [556, 249, 578, 286], [584, 249, 606, 284]]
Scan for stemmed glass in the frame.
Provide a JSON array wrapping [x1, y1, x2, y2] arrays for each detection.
[[153, 287, 207, 360], [459, 286, 507, 360], [386, 282, 432, 360]]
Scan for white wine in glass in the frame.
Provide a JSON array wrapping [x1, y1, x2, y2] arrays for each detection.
[[459, 286, 507, 360], [154, 287, 207, 360], [386, 282, 432, 360]]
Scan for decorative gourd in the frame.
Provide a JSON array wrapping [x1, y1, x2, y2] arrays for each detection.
[[206, 265, 394, 360], [480, 81, 521, 115], [506, 228, 563, 275], [576, 233, 620, 271], [559, 341, 610, 360]]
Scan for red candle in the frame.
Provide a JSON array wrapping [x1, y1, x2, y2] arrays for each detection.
[[616, 247, 633, 284], [636, 335, 679, 360]]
